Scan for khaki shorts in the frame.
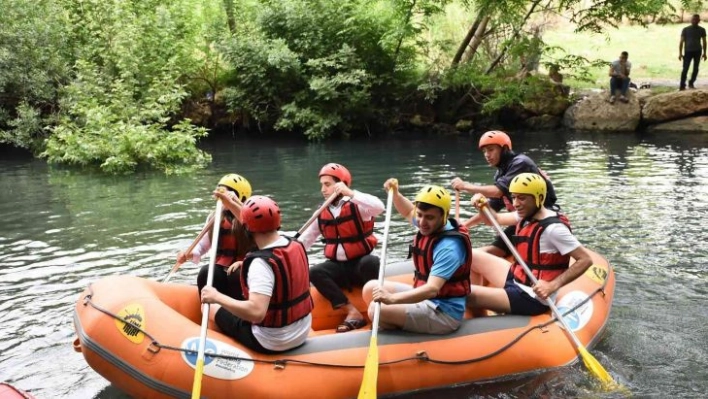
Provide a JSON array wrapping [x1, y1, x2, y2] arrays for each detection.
[[402, 300, 461, 334]]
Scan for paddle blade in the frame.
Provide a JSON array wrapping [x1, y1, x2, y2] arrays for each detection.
[[357, 336, 379, 399], [578, 346, 617, 388], [191, 359, 205, 399]]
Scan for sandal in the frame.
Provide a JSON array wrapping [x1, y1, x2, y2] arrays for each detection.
[[336, 319, 367, 333]]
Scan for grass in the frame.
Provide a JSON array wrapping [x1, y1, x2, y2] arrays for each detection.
[[543, 23, 688, 88]]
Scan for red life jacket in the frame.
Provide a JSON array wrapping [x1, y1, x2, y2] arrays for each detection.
[[241, 238, 313, 328], [510, 214, 572, 286], [318, 200, 377, 261], [409, 219, 472, 298], [215, 216, 242, 268]]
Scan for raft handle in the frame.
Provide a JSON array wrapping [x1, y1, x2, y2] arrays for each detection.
[[147, 341, 161, 354], [73, 338, 82, 353], [273, 360, 286, 370], [415, 350, 429, 361]]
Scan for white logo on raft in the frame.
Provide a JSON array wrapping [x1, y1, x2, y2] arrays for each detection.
[[555, 291, 593, 332], [181, 337, 255, 380]]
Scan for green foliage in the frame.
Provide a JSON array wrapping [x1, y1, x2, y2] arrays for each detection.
[[220, 0, 417, 139], [43, 61, 210, 174], [39, 0, 213, 174], [0, 0, 72, 150]]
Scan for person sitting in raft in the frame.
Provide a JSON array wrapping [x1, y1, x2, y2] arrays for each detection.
[[177, 174, 256, 300], [466, 173, 592, 316], [362, 182, 471, 334], [200, 195, 313, 353], [298, 163, 385, 333], [451, 131, 558, 265]]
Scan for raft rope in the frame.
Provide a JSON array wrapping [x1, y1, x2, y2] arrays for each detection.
[[81, 281, 607, 370]]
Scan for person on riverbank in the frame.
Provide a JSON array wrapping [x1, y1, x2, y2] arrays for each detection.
[[450, 131, 557, 259], [608, 51, 632, 104], [362, 182, 471, 334], [177, 174, 256, 299], [298, 163, 385, 333], [200, 195, 313, 353], [465, 173, 592, 316], [679, 14, 707, 90]]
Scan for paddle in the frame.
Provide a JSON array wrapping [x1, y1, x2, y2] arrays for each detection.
[[479, 203, 617, 388], [358, 188, 394, 399], [163, 215, 214, 283], [293, 192, 338, 239], [164, 194, 243, 283], [191, 200, 224, 399], [455, 190, 461, 220]]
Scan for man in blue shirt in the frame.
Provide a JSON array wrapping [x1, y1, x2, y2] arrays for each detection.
[[362, 182, 472, 334]]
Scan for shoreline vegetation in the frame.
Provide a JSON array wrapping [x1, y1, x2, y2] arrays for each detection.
[[1, 1, 706, 174]]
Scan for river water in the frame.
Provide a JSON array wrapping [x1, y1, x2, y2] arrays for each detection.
[[0, 131, 706, 398]]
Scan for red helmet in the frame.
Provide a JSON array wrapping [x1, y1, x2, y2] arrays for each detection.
[[478, 130, 512, 150], [318, 163, 352, 187], [240, 195, 281, 233]]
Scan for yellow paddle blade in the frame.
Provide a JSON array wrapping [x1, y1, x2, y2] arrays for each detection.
[[578, 346, 620, 389], [191, 360, 205, 399], [358, 336, 379, 399]]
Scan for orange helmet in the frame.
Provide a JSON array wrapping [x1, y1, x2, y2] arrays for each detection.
[[318, 163, 352, 187], [478, 130, 512, 150], [241, 196, 281, 233]]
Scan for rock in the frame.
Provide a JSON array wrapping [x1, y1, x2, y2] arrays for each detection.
[[455, 119, 473, 132], [562, 91, 641, 131], [521, 80, 571, 116], [525, 114, 561, 130], [642, 89, 708, 123], [647, 116, 708, 132]]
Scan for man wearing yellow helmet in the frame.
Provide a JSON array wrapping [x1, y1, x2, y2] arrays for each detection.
[[466, 173, 592, 316], [450, 130, 558, 258], [177, 173, 256, 300], [361, 179, 472, 334]]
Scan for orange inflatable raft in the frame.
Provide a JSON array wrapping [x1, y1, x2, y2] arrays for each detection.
[[73, 250, 615, 399]]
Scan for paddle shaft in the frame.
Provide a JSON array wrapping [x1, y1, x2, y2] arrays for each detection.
[[294, 192, 338, 239], [455, 190, 460, 220], [164, 195, 243, 283], [357, 188, 394, 399], [191, 200, 224, 399], [371, 189, 394, 341], [480, 205, 584, 349]]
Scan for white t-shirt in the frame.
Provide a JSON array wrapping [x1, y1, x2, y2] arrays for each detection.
[[513, 212, 581, 302], [249, 236, 312, 351]]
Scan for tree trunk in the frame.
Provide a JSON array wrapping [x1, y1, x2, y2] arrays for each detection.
[[451, 14, 482, 66], [460, 15, 491, 64], [485, 0, 542, 75], [223, 0, 236, 34]]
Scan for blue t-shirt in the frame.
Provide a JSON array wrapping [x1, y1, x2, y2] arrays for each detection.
[[412, 220, 468, 320]]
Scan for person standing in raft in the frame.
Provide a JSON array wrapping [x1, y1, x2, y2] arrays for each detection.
[[450, 131, 558, 259], [466, 173, 592, 316], [362, 182, 471, 334], [201, 196, 313, 353], [177, 174, 256, 299], [298, 163, 385, 333]]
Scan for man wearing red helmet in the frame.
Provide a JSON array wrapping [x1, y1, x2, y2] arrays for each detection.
[[200, 195, 313, 353], [450, 131, 558, 258], [299, 163, 385, 333]]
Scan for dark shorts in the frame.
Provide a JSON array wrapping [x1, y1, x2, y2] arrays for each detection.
[[490, 225, 514, 256], [215, 307, 280, 354], [503, 272, 549, 316]]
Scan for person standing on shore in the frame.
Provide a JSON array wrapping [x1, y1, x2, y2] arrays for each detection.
[[679, 14, 707, 90]]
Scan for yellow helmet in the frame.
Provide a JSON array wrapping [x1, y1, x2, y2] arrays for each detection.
[[414, 185, 451, 219], [509, 173, 546, 207], [217, 174, 252, 202]]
